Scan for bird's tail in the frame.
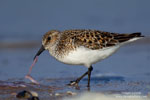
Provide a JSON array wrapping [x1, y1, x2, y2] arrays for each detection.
[[114, 32, 144, 43]]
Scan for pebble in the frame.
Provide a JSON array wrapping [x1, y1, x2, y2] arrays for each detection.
[[66, 91, 77, 96], [50, 91, 77, 97]]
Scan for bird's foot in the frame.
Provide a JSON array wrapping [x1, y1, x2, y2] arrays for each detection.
[[67, 80, 78, 86], [87, 85, 91, 91], [67, 80, 80, 89]]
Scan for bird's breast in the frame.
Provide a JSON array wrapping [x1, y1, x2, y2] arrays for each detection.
[[54, 46, 120, 68]]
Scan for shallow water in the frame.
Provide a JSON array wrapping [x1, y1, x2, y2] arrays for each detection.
[[0, 38, 150, 80]]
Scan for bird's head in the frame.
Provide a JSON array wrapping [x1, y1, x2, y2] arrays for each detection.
[[34, 30, 60, 60]]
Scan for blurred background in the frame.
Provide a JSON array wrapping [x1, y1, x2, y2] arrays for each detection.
[[0, 0, 150, 81]]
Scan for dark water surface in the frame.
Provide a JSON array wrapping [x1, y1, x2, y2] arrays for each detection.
[[0, 0, 150, 41]]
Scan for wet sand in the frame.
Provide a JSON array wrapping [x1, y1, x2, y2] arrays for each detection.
[[0, 77, 150, 100]]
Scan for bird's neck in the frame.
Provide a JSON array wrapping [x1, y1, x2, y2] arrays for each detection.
[[48, 34, 61, 57]]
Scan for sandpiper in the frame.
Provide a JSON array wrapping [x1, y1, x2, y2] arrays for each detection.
[[32, 29, 144, 87]]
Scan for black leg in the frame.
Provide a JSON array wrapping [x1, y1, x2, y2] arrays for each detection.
[[87, 66, 93, 87], [68, 66, 93, 88], [68, 70, 88, 86]]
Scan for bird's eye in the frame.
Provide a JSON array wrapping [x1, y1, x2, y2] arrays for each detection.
[[47, 37, 51, 40]]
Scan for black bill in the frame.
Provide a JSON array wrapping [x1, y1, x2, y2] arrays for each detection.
[[33, 45, 45, 60]]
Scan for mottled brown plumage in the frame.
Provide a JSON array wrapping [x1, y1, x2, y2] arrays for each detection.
[[58, 29, 142, 49], [42, 29, 143, 57]]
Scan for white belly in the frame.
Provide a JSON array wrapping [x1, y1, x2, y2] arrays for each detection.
[[58, 46, 120, 68]]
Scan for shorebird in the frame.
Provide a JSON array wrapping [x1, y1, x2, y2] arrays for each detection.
[[31, 29, 144, 87]]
